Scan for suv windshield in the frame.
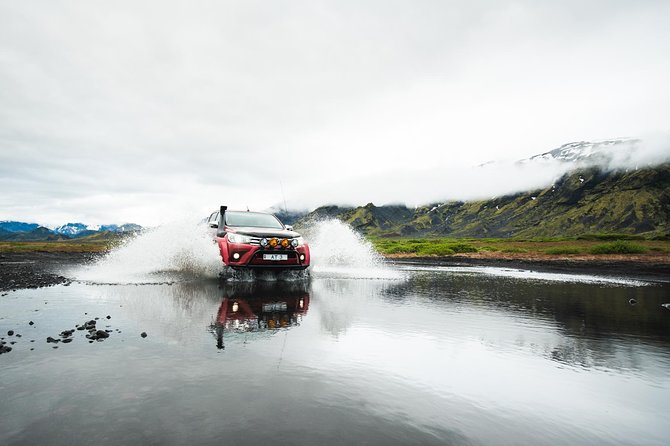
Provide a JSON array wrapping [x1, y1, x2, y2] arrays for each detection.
[[225, 211, 284, 229]]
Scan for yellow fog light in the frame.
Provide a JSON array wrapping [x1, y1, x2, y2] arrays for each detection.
[[269, 238, 278, 248], [281, 239, 289, 248]]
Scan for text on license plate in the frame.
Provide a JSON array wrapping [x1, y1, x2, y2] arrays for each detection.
[[263, 254, 288, 261], [263, 302, 288, 312]]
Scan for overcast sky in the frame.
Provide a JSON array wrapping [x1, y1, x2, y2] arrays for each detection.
[[1, 0, 669, 226]]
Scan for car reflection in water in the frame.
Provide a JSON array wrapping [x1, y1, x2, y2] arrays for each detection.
[[210, 281, 310, 350]]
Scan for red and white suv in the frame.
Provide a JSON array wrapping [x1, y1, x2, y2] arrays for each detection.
[[207, 206, 310, 270]]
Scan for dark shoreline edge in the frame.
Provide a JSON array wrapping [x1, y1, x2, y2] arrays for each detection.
[[388, 256, 670, 283], [0, 252, 100, 292], [2, 251, 669, 292]]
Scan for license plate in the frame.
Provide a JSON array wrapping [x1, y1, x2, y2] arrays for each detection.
[[263, 254, 288, 261], [263, 302, 288, 312]]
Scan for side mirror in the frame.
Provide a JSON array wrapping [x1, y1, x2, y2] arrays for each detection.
[[209, 223, 218, 228], [285, 225, 293, 231]]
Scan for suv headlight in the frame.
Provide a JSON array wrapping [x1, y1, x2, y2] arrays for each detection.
[[291, 237, 304, 247], [227, 233, 252, 244]]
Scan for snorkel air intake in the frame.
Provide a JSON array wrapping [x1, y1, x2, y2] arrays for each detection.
[[217, 205, 227, 237]]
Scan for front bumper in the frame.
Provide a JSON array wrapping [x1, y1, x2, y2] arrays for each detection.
[[218, 240, 310, 269]]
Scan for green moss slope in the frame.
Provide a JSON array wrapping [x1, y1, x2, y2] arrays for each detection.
[[300, 164, 670, 238]]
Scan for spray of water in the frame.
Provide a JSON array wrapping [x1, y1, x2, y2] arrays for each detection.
[[74, 218, 222, 284], [304, 219, 403, 280], [73, 217, 402, 284]]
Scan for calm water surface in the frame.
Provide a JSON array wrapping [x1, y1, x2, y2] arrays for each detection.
[[1, 266, 669, 445]]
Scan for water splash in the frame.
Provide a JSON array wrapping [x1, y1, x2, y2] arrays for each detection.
[[73, 217, 402, 284], [74, 218, 222, 284], [304, 219, 403, 280]]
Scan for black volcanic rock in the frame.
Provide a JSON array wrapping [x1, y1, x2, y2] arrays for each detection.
[[0, 252, 79, 291]]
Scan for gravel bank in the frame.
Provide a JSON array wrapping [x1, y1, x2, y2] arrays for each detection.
[[0, 252, 100, 292]]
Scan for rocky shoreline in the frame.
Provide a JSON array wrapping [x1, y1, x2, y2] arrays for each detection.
[[0, 252, 99, 293]]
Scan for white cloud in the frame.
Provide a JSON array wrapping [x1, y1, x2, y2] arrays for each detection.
[[1, 1, 669, 225]]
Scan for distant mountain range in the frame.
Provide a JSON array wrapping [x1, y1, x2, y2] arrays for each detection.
[[52, 222, 142, 237], [0, 221, 142, 242], [0, 221, 40, 233]]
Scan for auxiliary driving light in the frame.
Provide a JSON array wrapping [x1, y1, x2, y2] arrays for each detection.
[[269, 238, 278, 248], [232, 252, 240, 260], [299, 254, 305, 261], [281, 238, 289, 248], [260, 238, 268, 247], [291, 238, 299, 248], [232, 301, 239, 312]]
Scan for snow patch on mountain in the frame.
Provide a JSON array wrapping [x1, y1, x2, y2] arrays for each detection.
[[520, 138, 639, 165], [515, 136, 670, 172], [52, 222, 143, 236], [54, 223, 89, 236]]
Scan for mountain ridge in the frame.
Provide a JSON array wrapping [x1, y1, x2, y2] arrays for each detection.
[[297, 163, 670, 239], [0, 221, 142, 242]]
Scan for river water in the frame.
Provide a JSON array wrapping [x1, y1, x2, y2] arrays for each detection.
[[2, 221, 670, 445], [1, 264, 669, 445]]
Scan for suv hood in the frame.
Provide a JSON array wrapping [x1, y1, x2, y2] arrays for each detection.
[[226, 226, 301, 239]]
